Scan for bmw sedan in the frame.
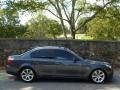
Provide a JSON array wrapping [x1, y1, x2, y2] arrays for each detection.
[[6, 46, 113, 83]]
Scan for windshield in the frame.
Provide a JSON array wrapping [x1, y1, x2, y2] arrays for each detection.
[[67, 49, 83, 60]]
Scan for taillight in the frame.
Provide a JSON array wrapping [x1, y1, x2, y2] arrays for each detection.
[[7, 56, 14, 65]]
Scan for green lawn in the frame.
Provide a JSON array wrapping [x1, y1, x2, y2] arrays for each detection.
[[58, 34, 93, 40]]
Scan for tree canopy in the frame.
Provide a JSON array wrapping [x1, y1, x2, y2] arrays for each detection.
[[0, 0, 120, 40], [0, 0, 27, 38], [23, 13, 63, 39], [87, 4, 120, 40]]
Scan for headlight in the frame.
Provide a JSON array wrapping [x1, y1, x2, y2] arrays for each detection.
[[105, 64, 112, 68]]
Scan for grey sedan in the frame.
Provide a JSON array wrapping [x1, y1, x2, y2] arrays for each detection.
[[6, 46, 113, 83]]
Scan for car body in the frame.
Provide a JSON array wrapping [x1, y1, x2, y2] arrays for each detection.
[[6, 46, 113, 83]]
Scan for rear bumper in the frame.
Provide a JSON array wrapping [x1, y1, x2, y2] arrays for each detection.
[[6, 65, 18, 76]]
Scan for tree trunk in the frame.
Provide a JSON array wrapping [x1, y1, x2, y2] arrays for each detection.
[[61, 23, 67, 39], [53, 34, 56, 39], [71, 30, 75, 39], [59, 17, 67, 39], [55, 1, 67, 39], [69, 0, 76, 39], [70, 22, 76, 39]]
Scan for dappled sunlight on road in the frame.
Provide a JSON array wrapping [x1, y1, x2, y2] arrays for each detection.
[[20, 87, 42, 90], [20, 87, 34, 90], [0, 70, 120, 90], [104, 87, 120, 90]]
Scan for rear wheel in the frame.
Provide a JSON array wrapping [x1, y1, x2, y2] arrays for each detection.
[[90, 69, 106, 84], [20, 68, 35, 82]]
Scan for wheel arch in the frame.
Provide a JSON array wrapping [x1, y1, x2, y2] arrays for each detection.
[[89, 68, 108, 80], [18, 65, 36, 77]]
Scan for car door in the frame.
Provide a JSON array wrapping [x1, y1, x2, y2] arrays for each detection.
[[30, 49, 57, 76], [54, 49, 86, 77]]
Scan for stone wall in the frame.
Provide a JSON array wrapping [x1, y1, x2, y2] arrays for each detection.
[[0, 39, 120, 67]]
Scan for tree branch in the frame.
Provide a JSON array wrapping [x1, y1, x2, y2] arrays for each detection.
[[75, 1, 112, 32], [48, 0, 58, 10], [44, 9, 69, 22], [75, 11, 80, 23], [60, 2, 70, 21], [70, 0, 77, 23]]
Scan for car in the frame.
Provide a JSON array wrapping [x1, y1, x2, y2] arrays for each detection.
[[6, 46, 113, 83]]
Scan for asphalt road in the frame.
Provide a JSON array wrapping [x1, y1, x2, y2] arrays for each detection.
[[0, 70, 120, 90]]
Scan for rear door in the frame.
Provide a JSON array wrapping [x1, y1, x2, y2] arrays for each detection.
[[30, 49, 57, 75]]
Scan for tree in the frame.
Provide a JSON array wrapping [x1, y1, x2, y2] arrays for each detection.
[[0, 0, 27, 38], [87, 1, 120, 40], [47, 19, 63, 39], [87, 17, 120, 40], [23, 14, 62, 39], [43, 0, 119, 39], [5, 0, 120, 39], [87, 18, 120, 40], [76, 17, 88, 34], [11, 0, 118, 39]]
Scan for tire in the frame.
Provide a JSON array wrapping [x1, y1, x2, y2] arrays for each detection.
[[20, 68, 35, 82], [90, 69, 106, 84]]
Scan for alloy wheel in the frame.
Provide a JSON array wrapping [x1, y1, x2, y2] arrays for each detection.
[[20, 68, 35, 82], [91, 69, 106, 83]]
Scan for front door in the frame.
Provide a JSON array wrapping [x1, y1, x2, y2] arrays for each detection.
[[53, 49, 83, 77]]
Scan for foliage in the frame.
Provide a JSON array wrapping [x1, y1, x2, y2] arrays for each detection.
[[87, 3, 120, 40], [1, 0, 120, 40], [11, 0, 119, 39], [0, 0, 27, 38], [87, 17, 120, 40], [23, 14, 62, 39], [0, 25, 27, 38]]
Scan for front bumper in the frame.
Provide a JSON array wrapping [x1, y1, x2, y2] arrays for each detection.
[[105, 68, 114, 80]]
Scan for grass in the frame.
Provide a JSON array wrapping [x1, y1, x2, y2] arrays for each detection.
[[58, 34, 93, 40]]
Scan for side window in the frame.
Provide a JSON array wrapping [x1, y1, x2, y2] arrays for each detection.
[[54, 49, 75, 61], [31, 49, 53, 58]]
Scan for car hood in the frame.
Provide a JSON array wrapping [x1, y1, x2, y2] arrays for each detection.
[[84, 59, 109, 65]]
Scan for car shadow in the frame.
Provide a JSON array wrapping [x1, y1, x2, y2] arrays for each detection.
[[12, 76, 114, 84]]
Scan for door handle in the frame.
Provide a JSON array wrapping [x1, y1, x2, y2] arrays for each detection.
[[32, 61, 39, 64], [55, 62, 63, 65]]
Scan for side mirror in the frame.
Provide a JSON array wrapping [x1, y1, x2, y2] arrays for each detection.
[[73, 57, 79, 63]]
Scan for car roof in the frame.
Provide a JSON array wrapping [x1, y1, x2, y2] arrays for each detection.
[[32, 46, 67, 50]]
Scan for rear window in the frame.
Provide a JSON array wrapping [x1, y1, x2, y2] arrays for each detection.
[[30, 49, 54, 58]]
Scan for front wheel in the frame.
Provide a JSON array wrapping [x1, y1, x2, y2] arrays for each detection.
[[20, 68, 35, 82], [90, 69, 106, 84]]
